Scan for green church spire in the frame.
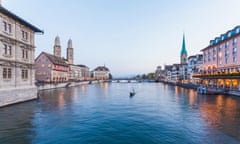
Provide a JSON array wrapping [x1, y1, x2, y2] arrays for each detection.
[[181, 34, 187, 56]]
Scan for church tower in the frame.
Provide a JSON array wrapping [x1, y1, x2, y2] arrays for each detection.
[[54, 36, 61, 57], [67, 39, 74, 64], [180, 34, 188, 64]]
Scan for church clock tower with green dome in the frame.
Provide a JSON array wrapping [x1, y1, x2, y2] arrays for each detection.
[[180, 34, 188, 64]]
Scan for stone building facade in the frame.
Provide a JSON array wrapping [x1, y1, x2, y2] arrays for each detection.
[[0, 4, 43, 107]]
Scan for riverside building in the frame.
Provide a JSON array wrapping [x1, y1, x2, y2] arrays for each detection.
[[193, 25, 240, 89], [35, 36, 90, 82], [35, 36, 69, 83], [92, 66, 110, 80], [187, 54, 203, 84], [0, 3, 43, 107]]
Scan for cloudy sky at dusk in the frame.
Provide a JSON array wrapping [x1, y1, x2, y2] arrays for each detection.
[[3, 0, 240, 76]]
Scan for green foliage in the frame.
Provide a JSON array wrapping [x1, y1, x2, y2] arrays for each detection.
[[147, 73, 156, 79]]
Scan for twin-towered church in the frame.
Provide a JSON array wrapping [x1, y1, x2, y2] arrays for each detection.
[[35, 36, 91, 83]]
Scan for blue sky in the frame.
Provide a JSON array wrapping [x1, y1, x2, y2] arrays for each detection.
[[3, 0, 240, 76]]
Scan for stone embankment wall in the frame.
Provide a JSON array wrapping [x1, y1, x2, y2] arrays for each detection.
[[0, 80, 105, 107], [0, 86, 37, 107], [37, 80, 103, 91]]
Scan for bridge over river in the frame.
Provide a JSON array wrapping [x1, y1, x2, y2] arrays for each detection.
[[109, 78, 142, 83], [109, 78, 155, 83]]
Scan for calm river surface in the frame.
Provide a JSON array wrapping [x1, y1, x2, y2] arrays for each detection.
[[1, 82, 240, 144]]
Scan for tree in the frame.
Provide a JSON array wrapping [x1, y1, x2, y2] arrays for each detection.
[[147, 73, 156, 79], [109, 73, 113, 79], [142, 74, 147, 79]]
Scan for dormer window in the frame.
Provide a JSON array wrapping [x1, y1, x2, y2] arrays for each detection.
[[236, 28, 240, 33], [228, 32, 232, 37]]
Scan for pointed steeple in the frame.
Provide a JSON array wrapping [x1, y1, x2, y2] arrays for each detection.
[[181, 34, 187, 56], [180, 33, 188, 64]]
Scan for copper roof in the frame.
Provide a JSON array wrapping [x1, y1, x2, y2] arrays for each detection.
[[94, 66, 109, 71]]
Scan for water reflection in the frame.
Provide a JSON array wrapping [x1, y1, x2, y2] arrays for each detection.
[[0, 102, 36, 144], [164, 85, 240, 141], [0, 83, 240, 143], [199, 95, 240, 141], [38, 87, 80, 111]]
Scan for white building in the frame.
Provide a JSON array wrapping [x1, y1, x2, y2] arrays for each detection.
[[170, 64, 188, 83], [0, 4, 43, 107], [92, 66, 110, 80], [188, 54, 203, 84]]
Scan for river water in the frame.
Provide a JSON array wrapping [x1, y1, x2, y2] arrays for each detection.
[[0, 82, 240, 144]]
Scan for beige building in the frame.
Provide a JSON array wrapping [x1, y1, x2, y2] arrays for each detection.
[[0, 4, 43, 107]]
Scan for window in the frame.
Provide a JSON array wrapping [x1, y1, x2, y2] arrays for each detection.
[[21, 69, 28, 79], [233, 47, 237, 55], [3, 67, 12, 79], [213, 54, 216, 61], [218, 45, 222, 51], [233, 57, 237, 62], [22, 48, 28, 59], [22, 30, 28, 41], [225, 42, 229, 48], [2, 21, 12, 34], [213, 47, 216, 54], [3, 44, 12, 56], [3, 21, 7, 31], [4, 44, 7, 54], [225, 58, 228, 64], [233, 38, 237, 46], [225, 50, 229, 57], [237, 28, 240, 33], [8, 24, 11, 33], [208, 55, 211, 62]]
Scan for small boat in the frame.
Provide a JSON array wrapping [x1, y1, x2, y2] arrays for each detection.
[[130, 92, 135, 96], [129, 88, 136, 97]]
